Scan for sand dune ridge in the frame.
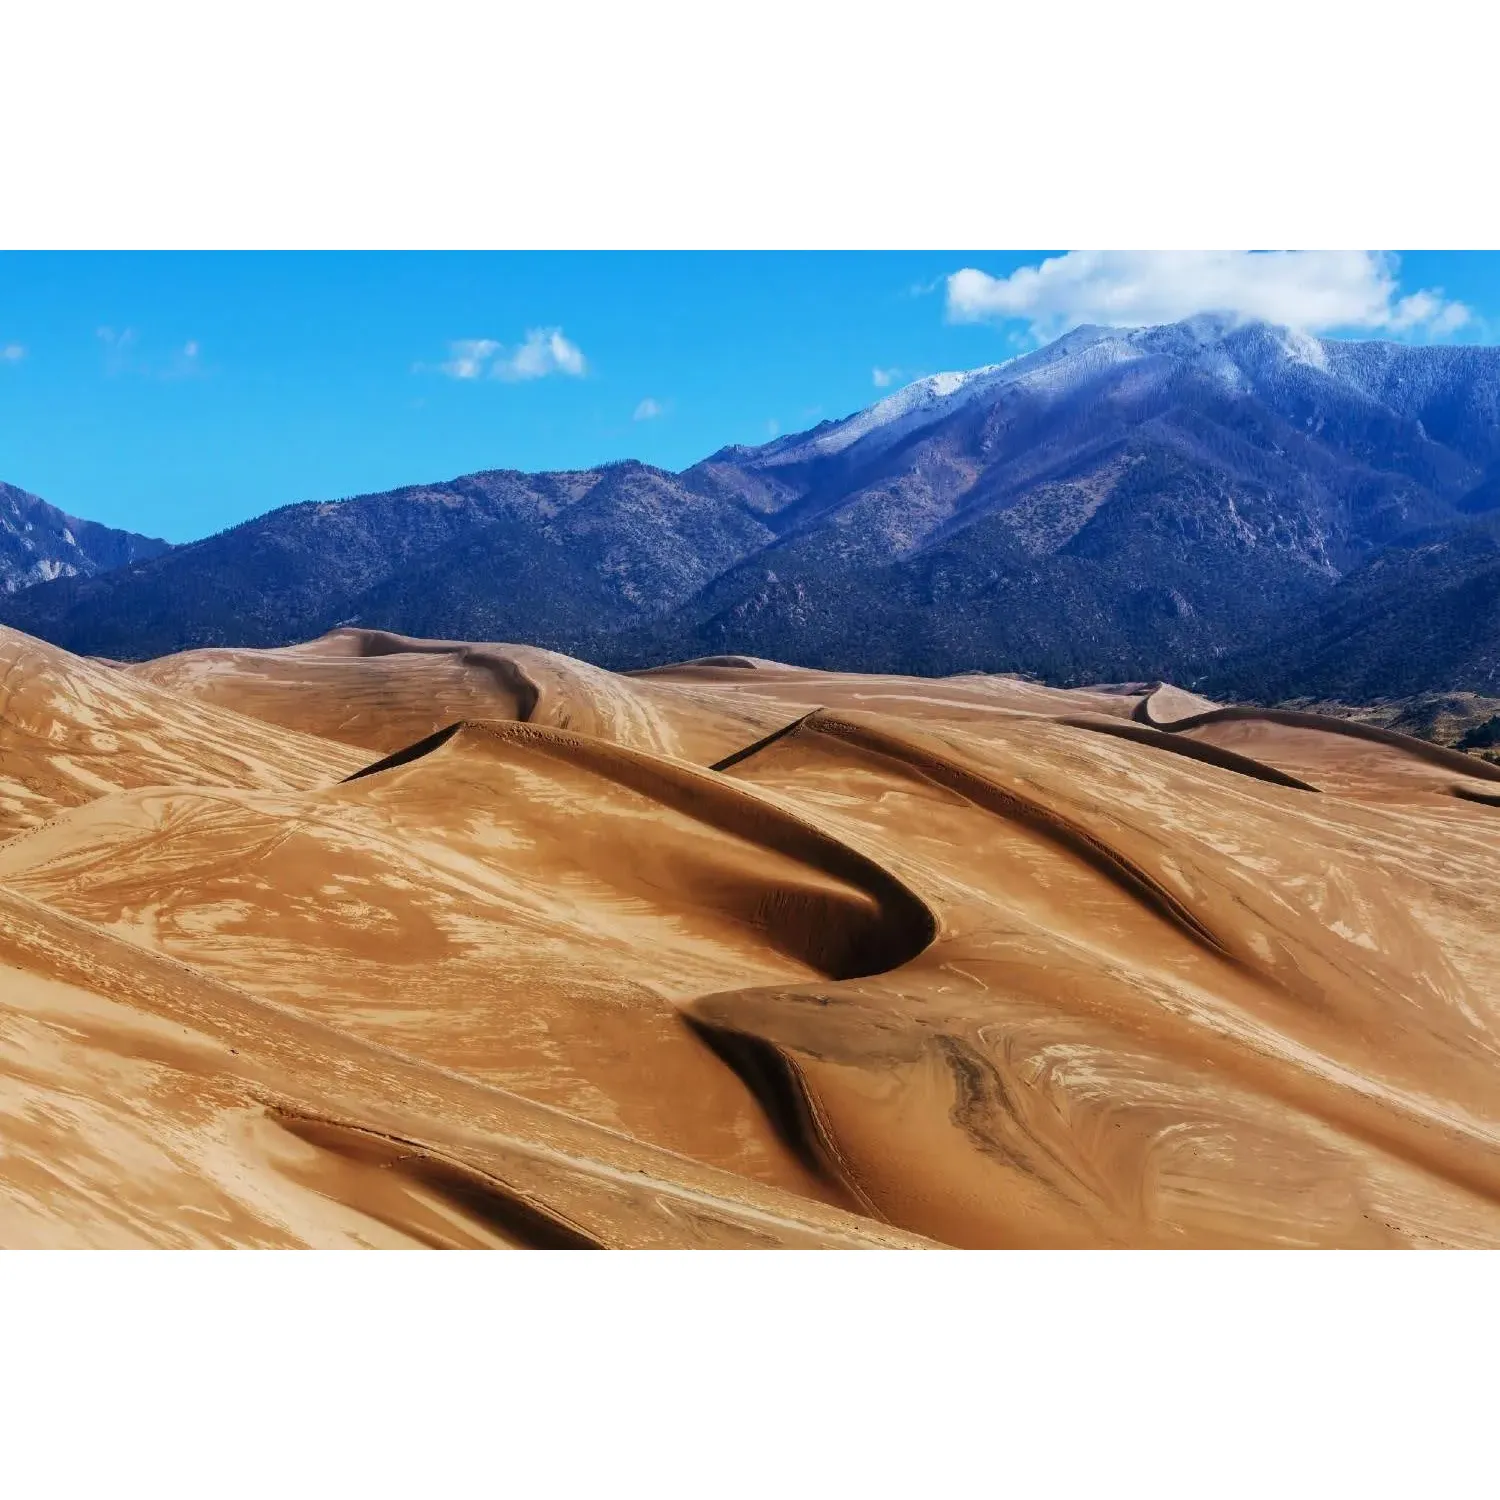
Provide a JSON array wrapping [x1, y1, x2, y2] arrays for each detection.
[[3, 626, 1499, 1247]]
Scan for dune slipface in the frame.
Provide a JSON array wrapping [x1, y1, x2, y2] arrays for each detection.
[[2, 624, 1499, 1248]]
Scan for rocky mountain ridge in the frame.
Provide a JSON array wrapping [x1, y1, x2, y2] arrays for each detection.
[[0, 481, 169, 594], [5, 315, 1498, 701]]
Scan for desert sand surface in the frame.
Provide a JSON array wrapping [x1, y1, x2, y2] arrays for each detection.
[[3, 622, 1500, 1247]]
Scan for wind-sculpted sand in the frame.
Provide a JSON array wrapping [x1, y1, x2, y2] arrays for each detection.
[[2, 623, 1499, 1247]]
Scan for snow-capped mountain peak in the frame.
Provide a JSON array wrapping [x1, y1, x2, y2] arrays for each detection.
[[752, 316, 1430, 470], [757, 324, 1143, 467]]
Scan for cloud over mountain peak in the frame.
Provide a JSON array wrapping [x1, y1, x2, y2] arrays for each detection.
[[946, 250, 1471, 343]]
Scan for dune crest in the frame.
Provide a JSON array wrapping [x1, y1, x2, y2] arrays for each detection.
[[3, 627, 1499, 1248]]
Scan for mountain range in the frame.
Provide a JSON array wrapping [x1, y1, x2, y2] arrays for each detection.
[[1, 481, 169, 594], [4, 314, 1499, 702]]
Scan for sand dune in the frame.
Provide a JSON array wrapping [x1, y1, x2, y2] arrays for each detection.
[[0, 625, 362, 838], [1159, 705, 1500, 803], [3, 626, 1499, 1247], [132, 628, 798, 764]]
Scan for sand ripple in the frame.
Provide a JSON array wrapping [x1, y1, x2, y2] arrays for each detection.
[[3, 627, 1499, 1247]]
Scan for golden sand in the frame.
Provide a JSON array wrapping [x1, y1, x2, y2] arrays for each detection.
[[3, 624, 1498, 1247]]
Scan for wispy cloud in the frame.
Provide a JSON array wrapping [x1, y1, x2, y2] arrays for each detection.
[[96, 327, 203, 378], [872, 366, 902, 388], [164, 340, 204, 379], [431, 328, 588, 382], [944, 251, 1472, 342], [633, 396, 664, 421], [439, 338, 500, 379], [1, 343, 23, 362], [97, 325, 139, 375]]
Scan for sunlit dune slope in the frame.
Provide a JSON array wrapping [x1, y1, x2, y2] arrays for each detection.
[[1160, 705, 1500, 804], [633, 654, 1149, 728], [3, 626, 1499, 1247], [0, 881, 923, 1248], [700, 710, 1500, 1247], [0, 625, 363, 838], [130, 628, 798, 764], [0, 721, 928, 1200]]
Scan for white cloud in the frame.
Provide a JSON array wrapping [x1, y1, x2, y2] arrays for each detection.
[[1390, 289, 1470, 335], [1, 343, 23, 362], [183, 340, 199, 359], [633, 396, 663, 421], [872, 366, 902, 388], [434, 328, 588, 382], [766, 418, 780, 437], [494, 327, 587, 382], [440, 338, 500, 379], [945, 251, 1471, 341]]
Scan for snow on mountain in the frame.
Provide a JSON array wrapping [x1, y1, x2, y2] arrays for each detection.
[[757, 325, 1146, 467], [763, 365, 1009, 463], [752, 313, 1500, 475], [10, 314, 1500, 698], [756, 317, 1308, 468]]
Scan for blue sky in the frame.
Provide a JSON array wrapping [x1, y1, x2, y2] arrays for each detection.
[[1, 251, 1495, 543]]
